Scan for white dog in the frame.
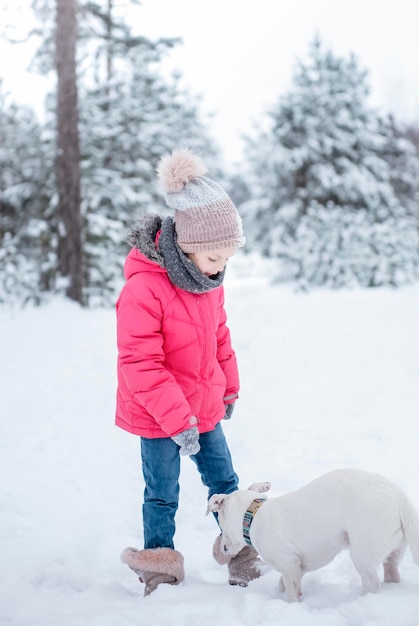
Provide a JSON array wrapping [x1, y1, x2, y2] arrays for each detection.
[[206, 468, 419, 601]]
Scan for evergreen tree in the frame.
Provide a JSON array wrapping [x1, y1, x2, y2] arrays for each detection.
[[80, 58, 218, 306], [379, 115, 419, 219], [79, 18, 219, 306], [0, 0, 221, 307], [242, 38, 419, 288], [0, 86, 56, 305]]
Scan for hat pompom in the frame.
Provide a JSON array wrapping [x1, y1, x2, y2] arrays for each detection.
[[157, 148, 207, 193]]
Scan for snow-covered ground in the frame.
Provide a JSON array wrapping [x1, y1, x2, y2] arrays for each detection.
[[2, 259, 419, 626]]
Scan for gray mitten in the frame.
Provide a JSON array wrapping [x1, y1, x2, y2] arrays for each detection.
[[224, 403, 235, 420], [171, 425, 200, 455]]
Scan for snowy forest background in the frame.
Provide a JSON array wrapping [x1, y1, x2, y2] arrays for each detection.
[[1, 0, 419, 308]]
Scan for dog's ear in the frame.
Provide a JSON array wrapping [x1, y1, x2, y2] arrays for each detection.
[[206, 494, 227, 515], [247, 481, 271, 493]]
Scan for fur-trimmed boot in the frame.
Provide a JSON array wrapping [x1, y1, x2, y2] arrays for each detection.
[[212, 534, 267, 587], [121, 547, 185, 596]]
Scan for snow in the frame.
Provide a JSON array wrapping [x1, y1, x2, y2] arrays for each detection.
[[1, 258, 419, 626]]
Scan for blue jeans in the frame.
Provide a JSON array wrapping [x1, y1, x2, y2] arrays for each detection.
[[140, 422, 239, 549]]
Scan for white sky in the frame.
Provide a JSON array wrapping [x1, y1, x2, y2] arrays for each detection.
[[137, 0, 419, 161], [1, 0, 419, 162]]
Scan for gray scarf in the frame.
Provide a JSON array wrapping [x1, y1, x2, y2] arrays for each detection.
[[127, 215, 225, 294]]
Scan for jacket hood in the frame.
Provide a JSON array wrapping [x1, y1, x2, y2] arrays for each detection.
[[127, 214, 164, 264], [124, 214, 165, 280]]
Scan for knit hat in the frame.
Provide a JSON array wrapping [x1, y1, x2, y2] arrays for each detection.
[[156, 148, 245, 252]]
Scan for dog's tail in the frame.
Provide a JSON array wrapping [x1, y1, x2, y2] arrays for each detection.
[[400, 493, 419, 565]]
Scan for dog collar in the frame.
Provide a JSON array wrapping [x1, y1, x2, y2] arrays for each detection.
[[242, 498, 265, 547]]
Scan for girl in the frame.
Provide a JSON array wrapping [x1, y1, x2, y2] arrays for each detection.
[[116, 148, 264, 595]]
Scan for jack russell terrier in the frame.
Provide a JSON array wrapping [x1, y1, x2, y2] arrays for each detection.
[[206, 468, 419, 601]]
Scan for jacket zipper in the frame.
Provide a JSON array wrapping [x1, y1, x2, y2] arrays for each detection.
[[196, 296, 209, 416]]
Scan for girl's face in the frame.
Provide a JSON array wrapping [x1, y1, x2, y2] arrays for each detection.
[[186, 247, 237, 276]]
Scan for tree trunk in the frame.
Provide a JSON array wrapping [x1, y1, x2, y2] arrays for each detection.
[[55, 0, 83, 304], [106, 0, 113, 87]]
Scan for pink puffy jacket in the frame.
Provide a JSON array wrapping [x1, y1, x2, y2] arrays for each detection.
[[115, 248, 240, 438]]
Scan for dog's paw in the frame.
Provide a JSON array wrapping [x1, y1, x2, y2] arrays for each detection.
[[247, 481, 271, 493]]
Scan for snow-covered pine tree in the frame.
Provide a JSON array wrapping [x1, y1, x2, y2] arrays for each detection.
[[0, 87, 56, 305], [0, 0, 221, 307], [378, 115, 419, 220], [242, 37, 419, 288], [79, 17, 219, 306]]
